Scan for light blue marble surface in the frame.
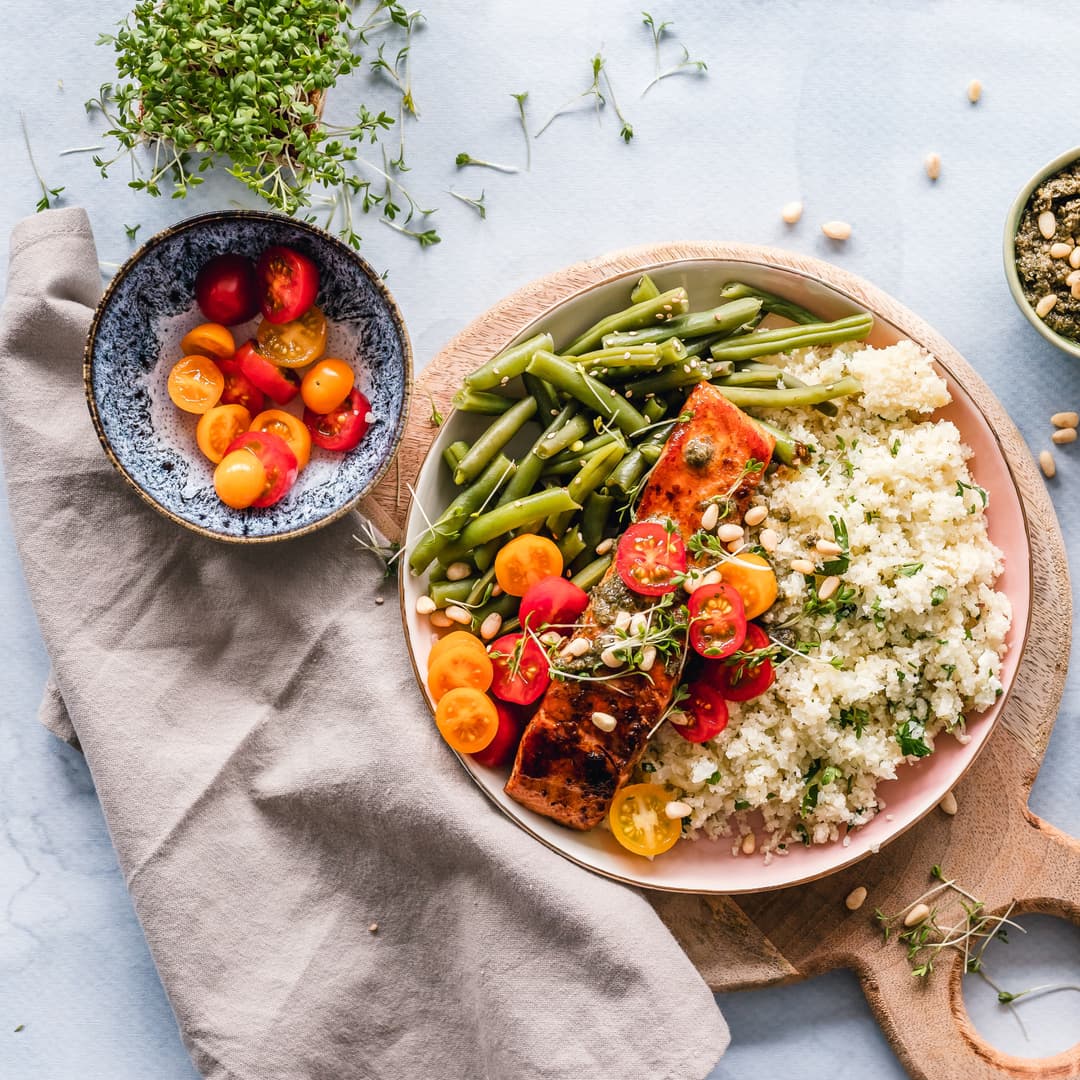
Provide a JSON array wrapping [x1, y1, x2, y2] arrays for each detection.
[[2, 2, 1079, 1077]]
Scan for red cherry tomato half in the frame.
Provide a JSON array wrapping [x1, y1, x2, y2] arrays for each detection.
[[708, 623, 776, 702], [615, 521, 687, 596], [236, 340, 300, 406], [217, 355, 266, 414], [673, 681, 730, 743], [688, 582, 747, 660], [488, 633, 551, 706], [223, 431, 298, 508], [303, 388, 371, 452], [195, 253, 260, 326], [469, 700, 525, 768], [256, 245, 319, 325], [519, 576, 590, 635]]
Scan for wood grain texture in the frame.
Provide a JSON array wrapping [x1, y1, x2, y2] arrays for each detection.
[[360, 243, 1078, 1079]]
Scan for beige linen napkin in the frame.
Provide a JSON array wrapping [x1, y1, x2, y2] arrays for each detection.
[[0, 208, 729, 1080]]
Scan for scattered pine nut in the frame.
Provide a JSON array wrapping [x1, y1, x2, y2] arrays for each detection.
[[744, 505, 768, 527], [939, 790, 958, 816], [818, 575, 841, 601], [629, 612, 648, 638], [845, 886, 868, 911], [815, 539, 843, 556], [415, 595, 437, 615], [1072, 282, 1080, 302], [480, 612, 503, 640], [591, 710, 617, 733], [821, 220, 852, 241], [726, 540, 742, 554], [967, 78, 982, 104], [368, 922, 379, 933], [1052, 427, 1077, 445], [595, 537, 614, 555], [759, 528, 779, 552], [445, 561, 472, 581], [1036, 294, 1058, 318], [1066, 272, 1080, 289], [1050, 242, 1074, 260], [640, 645, 658, 673], [924, 152, 941, 181], [665, 800, 692, 819], [1038, 211, 1058, 240], [539, 630, 563, 646], [717, 523, 744, 543], [701, 570, 723, 587], [600, 647, 624, 669], [741, 833, 757, 855], [444, 605, 472, 625], [1039, 449, 1057, 478], [904, 903, 931, 927], [781, 200, 804, 225], [429, 610, 453, 628], [564, 636, 592, 658], [614, 610, 632, 632], [1052, 411, 1079, 428], [1070, 246, 1080, 270], [790, 558, 816, 575], [701, 502, 721, 531]]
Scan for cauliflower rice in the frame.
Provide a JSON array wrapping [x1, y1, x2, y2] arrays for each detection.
[[638, 339, 1011, 853]]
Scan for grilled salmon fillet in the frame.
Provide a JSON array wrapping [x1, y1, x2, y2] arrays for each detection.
[[505, 384, 775, 830]]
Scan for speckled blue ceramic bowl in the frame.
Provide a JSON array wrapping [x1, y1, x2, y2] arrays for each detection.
[[84, 210, 411, 543]]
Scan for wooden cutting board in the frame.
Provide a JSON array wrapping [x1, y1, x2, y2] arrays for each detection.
[[359, 242, 1077, 1080]]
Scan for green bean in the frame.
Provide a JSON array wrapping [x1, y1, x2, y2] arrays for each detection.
[[708, 313, 873, 363], [466, 564, 498, 607], [630, 273, 661, 304], [454, 396, 538, 484], [556, 527, 587, 564], [564, 287, 691, 356], [682, 332, 729, 359], [752, 417, 807, 467], [429, 578, 476, 608], [623, 362, 708, 398], [570, 554, 613, 591], [548, 431, 625, 468], [572, 345, 664, 377], [448, 487, 580, 553], [643, 396, 668, 423], [713, 367, 783, 388], [452, 388, 516, 414], [442, 440, 469, 474], [777, 368, 839, 417], [719, 281, 820, 325], [605, 447, 648, 496], [657, 338, 687, 366], [580, 492, 614, 553], [522, 371, 561, 420], [471, 591, 519, 632], [428, 562, 448, 583], [639, 442, 664, 464], [714, 376, 862, 410], [526, 350, 649, 437], [540, 458, 589, 480], [474, 538, 500, 572], [547, 442, 625, 535], [535, 413, 593, 460], [498, 403, 576, 506], [407, 453, 515, 575], [601, 297, 762, 348], [464, 332, 555, 391]]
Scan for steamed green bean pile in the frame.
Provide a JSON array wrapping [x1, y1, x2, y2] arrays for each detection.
[[410, 275, 873, 631]]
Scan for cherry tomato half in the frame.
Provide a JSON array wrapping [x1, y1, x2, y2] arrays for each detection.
[[236, 340, 300, 406], [256, 245, 319, 324], [167, 354, 224, 414], [301, 358, 355, 413], [489, 632, 551, 706], [222, 430, 298, 508], [720, 552, 779, 620], [688, 583, 747, 660], [616, 522, 687, 596], [469, 701, 525, 768], [427, 642, 494, 701], [214, 450, 267, 510], [435, 687, 499, 754], [255, 305, 327, 368], [196, 404, 252, 464], [303, 388, 371, 452], [249, 409, 312, 471], [180, 322, 235, 363], [195, 253, 260, 326], [672, 681, 730, 743], [519, 576, 590, 634], [493, 535, 564, 598], [429, 631, 488, 667], [608, 783, 682, 857], [707, 622, 776, 702], [217, 355, 266, 415]]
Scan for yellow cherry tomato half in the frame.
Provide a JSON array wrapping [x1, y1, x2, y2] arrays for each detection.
[[427, 643, 494, 701], [248, 408, 312, 471], [494, 535, 564, 597], [213, 449, 267, 510], [255, 305, 327, 368], [719, 552, 779, 620], [429, 630, 488, 667], [167, 354, 225, 414], [196, 404, 252, 464], [301, 358, 355, 414], [608, 783, 682, 858], [435, 687, 499, 754], [180, 322, 235, 363]]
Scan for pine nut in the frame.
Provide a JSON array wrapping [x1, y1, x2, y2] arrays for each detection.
[[429, 611, 453, 628], [904, 903, 931, 927], [781, 200, 803, 225], [491, 584, 503, 597], [741, 833, 757, 855], [759, 528, 779, 552], [939, 790, 958, 816], [1052, 411, 1079, 427], [629, 612, 648, 637], [845, 886, 868, 911], [1036, 294, 1058, 318], [1066, 272, 1080, 288], [564, 636, 592, 658], [1070, 246, 1080, 270], [591, 711, 617, 733], [665, 800, 692, 819], [668, 710, 691, 727], [445, 561, 472, 581], [1052, 427, 1077, 444], [1050, 242, 1074, 259], [815, 539, 843, 556], [595, 537, 614, 555], [702, 570, 723, 587], [682, 569, 703, 594], [600, 647, 624, 669], [727, 541, 742, 554], [614, 610, 632, 632], [790, 558, 816, 575], [818, 575, 841, 601], [1072, 283, 1080, 302], [445, 605, 471, 625], [640, 645, 657, 672], [744, 505, 768, 527], [540, 630, 563, 646], [822, 220, 852, 241], [967, 78, 982, 103], [701, 502, 720, 531], [416, 595, 437, 615], [924, 152, 941, 181], [1039, 449, 1057, 478], [480, 612, 503, 640], [1038, 211, 1058, 240], [368, 922, 379, 933], [717, 523, 744, 543]]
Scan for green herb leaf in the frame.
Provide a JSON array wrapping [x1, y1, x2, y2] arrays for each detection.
[[734, 798, 749, 810], [897, 562, 923, 577], [896, 718, 932, 758], [931, 585, 948, 607]]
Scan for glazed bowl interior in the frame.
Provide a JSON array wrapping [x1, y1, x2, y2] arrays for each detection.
[[85, 211, 411, 543], [401, 258, 1031, 894]]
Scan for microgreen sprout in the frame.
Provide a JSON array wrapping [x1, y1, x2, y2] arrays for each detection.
[[58, 145, 105, 156], [123, 223, 140, 242], [426, 393, 444, 426], [600, 66, 634, 142], [448, 189, 487, 219], [640, 12, 708, 95], [511, 92, 531, 168], [370, 10, 424, 117], [381, 219, 440, 246], [535, 54, 607, 138], [20, 113, 64, 213], [352, 517, 404, 579], [455, 153, 519, 174]]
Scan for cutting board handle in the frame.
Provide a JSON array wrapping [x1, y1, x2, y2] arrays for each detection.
[[855, 811, 1080, 1080]]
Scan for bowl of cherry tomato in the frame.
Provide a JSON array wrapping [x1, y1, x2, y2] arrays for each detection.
[[84, 210, 411, 542]]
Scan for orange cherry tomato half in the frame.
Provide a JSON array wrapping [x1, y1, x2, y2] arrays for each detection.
[[255, 305, 327, 368], [249, 409, 312, 471], [222, 431, 298, 508], [435, 687, 499, 754], [608, 783, 682, 857], [615, 521, 687, 596], [196, 404, 252, 464], [180, 322, 235, 363], [214, 449, 267, 510], [429, 631, 487, 667], [167, 354, 225, 414], [236, 340, 300, 406], [720, 552, 779, 620], [493, 535, 564, 597], [256, 245, 319, 325], [427, 643, 494, 701], [301, 358, 355, 413]]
